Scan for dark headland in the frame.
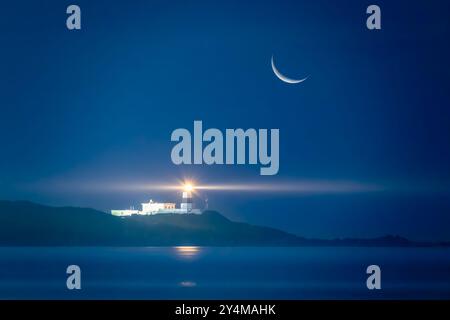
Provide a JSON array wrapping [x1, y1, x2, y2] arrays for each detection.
[[0, 200, 448, 247]]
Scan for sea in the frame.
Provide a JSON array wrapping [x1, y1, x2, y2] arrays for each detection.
[[0, 247, 449, 299]]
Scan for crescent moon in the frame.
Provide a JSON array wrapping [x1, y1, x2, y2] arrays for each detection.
[[271, 55, 308, 84]]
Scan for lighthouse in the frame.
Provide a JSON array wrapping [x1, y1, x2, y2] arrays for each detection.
[[111, 182, 201, 216], [181, 183, 194, 213]]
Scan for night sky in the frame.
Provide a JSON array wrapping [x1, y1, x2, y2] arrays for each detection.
[[1, 0, 450, 241]]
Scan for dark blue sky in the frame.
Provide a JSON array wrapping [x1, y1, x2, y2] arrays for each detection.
[[1, 0, 450, 240]]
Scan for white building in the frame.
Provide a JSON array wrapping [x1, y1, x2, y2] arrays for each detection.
[[141, 200, 176, 214], [111, 190, 201, 216]]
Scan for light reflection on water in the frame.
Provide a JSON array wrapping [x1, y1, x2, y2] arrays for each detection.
[[173, 247, 201, 288], [173, 246, 201, 259], [179, 281, 197, 287]]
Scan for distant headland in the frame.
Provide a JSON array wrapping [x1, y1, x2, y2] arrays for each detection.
[[0, 200, 449, 247]]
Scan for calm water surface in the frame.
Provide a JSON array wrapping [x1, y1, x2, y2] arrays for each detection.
[[0, 247, 449, 299]]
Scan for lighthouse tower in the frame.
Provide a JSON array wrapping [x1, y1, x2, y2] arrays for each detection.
[[181, 191, 193, 213]]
